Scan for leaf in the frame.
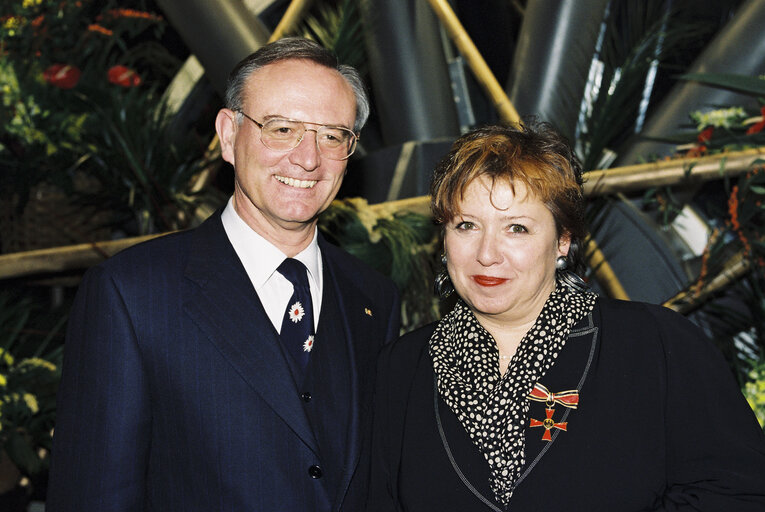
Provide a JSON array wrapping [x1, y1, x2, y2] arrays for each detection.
[[679, 73, 765, 96], [3, 430, 42, 476]]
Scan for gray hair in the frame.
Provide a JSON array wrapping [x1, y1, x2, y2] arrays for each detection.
[[224, 37, 369, 132]]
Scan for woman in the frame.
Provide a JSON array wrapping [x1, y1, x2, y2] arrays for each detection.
[[367, 122, 765, 511]]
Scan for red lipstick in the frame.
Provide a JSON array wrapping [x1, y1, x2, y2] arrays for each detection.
[[472, 275, 508, 287]]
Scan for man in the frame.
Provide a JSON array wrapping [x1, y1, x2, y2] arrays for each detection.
[[47, 38, 400, 511]]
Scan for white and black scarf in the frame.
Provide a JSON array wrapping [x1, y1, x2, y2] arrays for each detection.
[[429, 282, 597, 506]]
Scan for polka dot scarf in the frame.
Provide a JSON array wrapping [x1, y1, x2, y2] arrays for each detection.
[[429, 283, 597, 506]]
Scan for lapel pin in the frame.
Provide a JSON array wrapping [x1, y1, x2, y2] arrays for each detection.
[[365, 308, 373, 317]]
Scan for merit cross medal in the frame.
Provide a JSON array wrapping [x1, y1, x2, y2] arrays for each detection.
[[528, 382, 579, 441]]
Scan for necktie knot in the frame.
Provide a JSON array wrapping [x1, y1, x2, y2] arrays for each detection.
[[278, 258, 310, 290]]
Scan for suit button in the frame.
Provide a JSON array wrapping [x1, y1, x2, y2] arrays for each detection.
[[301, 392, 312, 402], [308, 465, 322, 479]]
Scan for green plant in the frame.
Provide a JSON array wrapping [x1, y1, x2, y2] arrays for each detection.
[[1, 0, 209, 236], [0, 291, 64, 480], [649, 74, 765, 391], [743, 358, 765, 431], [298, 0, 366, 75], [319, 198, 441, 332]]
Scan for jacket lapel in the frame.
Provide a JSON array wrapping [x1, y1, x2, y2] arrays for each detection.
[[319, 237, 378, 506], [182, 213, 319, 455]]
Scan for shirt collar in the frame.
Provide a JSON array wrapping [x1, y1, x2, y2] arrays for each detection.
[[221, 197, 322, 291]]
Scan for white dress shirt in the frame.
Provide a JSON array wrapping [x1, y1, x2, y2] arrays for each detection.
[[221, 197, 322, 333]]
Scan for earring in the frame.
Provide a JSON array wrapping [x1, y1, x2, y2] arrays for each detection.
[[434, 253, 454, 299], [555, 256, 589, 293], [557, 269, 589, 293]]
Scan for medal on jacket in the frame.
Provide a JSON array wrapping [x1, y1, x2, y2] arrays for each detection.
[[528, 382, 579, 441]]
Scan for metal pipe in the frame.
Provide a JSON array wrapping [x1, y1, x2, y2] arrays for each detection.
[[155, 0, 271, 96], [426, 0, 521, 125]]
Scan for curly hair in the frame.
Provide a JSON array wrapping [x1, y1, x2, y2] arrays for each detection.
[[430, 120, 588, 275]]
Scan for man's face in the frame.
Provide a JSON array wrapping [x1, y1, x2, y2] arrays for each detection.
[[217, 59, 357, 240]]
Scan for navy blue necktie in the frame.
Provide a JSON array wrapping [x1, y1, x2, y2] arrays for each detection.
[[277, 258, 315, 372]]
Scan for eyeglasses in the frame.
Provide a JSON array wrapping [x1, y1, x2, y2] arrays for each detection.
[[236, 111, 359, 161]]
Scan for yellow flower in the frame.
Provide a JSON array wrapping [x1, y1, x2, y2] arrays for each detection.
[[19, 358, 56, 372], [690, 107, 746, 131], [0, 349, 13, 367], [0, 374, 6, 387], [23, 393, 39, 414], [2, 16, 22, 31], [22, 0, 43, 8]]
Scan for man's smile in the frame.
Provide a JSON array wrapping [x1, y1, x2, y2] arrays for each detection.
[[275, 175, 318, 189]]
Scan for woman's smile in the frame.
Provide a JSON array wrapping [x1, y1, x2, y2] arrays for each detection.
[[471, 275, 508, 287]]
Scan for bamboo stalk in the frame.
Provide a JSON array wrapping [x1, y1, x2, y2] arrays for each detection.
[[584, 148, 764, 197], [188, 0, 313, 194], [0, 234, 168, 280], [663, 251, 751, 314], [584, 237, 630, 300], [370, 195, 431, 218], [0, 195, 622, 298], [5, 146, 764, 292], [269, 0, 314, 42], [373, 198, 629, 299], [425, 0, 521, 125]]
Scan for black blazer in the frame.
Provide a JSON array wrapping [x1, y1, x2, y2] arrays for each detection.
[[48, 211, 401, 511], [368, 298, 765, 511]]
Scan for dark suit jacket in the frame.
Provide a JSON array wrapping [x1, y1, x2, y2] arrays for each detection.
[[368, 298, 765, 511], [47, 211, 401, 511]]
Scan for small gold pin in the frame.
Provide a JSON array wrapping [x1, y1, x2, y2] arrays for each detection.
[[364, 308, 373, 317]]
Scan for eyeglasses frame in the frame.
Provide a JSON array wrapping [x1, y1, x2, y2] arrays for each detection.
[[235, 110, 359, 161]]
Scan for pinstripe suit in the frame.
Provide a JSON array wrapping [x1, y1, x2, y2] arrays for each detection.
[[48, 211, 400, 511]]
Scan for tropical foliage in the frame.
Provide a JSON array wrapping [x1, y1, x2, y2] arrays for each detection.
[[319, 198, 441, 331], [0, 0, 210, 235], [641, 73, 765, 389], [0, 291, 64, 480]]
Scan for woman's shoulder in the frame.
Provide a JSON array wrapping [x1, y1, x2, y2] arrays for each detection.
[[594, 297, 722, 365], [378, 322, 437, 376], [595, 297, 701, 335], [387, 321, 437, 356]]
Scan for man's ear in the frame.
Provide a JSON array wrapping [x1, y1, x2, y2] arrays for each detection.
[[215, 109, 237, 166], [557, 231, 572, 257]]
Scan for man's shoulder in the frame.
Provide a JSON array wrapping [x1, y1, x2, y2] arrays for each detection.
[[101, 229, 194, 270], [91, 213, 225, 282]]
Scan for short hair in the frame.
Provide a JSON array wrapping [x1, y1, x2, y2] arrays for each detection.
[[224, 37, 369, 132], [430, 120, 588, 275]]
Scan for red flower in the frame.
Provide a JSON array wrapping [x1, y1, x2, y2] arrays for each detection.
[[746, 106, 765, 135], [697, 126, 714, 144], [686, 126, 714, 157], [107, 65, 141, 87], [42, 64, 81, 89], [103, 8, 162, 21], [88, 24, 113, 36]]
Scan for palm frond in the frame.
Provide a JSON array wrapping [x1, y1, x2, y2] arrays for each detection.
[[297, 0, 366, 72], [679, 73, 765, 97]]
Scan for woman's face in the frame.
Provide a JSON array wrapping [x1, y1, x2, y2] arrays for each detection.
[[444, 176, 570, 326]]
